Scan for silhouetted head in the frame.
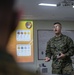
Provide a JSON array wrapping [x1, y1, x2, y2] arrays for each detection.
[[0, 0, 20, 48]]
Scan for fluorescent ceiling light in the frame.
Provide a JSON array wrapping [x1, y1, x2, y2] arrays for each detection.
[[73, 6, 74, 8], [39, 3, 57, 7]]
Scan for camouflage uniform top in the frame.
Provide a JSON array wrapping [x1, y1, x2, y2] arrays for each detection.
[[0, 48, 37, 75], [46, 34, 74, 69]]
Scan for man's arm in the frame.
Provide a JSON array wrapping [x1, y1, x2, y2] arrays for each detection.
[[45, 41, 52, 61], [65, 37, 74, 57]]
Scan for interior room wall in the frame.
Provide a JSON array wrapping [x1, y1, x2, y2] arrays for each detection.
[[18, 20, 74, 74]]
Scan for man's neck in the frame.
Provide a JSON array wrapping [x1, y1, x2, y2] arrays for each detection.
[[55, 33, 62, 37]]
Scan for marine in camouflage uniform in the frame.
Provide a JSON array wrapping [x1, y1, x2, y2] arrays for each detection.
[[45, 22, 74, 75]]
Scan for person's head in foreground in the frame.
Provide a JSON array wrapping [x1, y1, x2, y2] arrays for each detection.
[[0, 0, 38, 75], [0, 0, 19, 48]]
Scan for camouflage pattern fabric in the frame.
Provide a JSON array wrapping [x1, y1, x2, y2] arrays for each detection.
[[45, 34, 74, 74]]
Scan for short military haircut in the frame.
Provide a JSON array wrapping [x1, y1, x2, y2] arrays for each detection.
[[0, 0, 15, 10], [53, 22, 62, 28], [54, 22, 61, 25]]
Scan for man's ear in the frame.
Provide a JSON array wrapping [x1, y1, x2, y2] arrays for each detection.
[[9, 10, 21, 33]]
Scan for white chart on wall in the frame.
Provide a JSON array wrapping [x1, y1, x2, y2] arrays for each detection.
[[16, 44, 31, 56], [16, 30, 31, 41]]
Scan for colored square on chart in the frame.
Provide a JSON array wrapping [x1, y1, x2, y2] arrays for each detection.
[[16, 30, 31, 41], [16, 44, 31, 56]]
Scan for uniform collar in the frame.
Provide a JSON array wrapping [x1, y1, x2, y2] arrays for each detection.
[[54, 33, 63, 41]]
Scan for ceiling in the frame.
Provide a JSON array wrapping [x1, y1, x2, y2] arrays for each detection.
[[16, 0, 74, 21]]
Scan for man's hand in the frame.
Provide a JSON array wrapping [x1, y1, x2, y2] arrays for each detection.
[[57, 53, 66, 59], [45, 57, 51, 62]]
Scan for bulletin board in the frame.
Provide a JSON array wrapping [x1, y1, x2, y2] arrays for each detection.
[[37, 30, 54, 60], [7, 21, 34, 63]]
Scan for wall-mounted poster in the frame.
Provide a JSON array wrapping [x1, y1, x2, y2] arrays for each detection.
[[7, 21, 34, 62]]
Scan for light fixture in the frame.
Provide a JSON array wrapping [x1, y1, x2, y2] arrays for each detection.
[[73, 5, 74, 8], [38, 3, 57, 7]]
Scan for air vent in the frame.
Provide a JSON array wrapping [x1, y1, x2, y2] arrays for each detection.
[[42, 68, 48, 73]]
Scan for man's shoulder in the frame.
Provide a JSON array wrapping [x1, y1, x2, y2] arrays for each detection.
[[48, 36, 55, 43], [62, 34, 69, 38], [62, 34, 73, 41], [0, 49, 38, 75]]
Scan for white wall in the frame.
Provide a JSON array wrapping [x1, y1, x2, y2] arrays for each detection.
[[19, 20, 74, 74]]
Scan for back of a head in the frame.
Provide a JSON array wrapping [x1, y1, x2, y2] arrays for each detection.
[[0, 0, 17, 31], [0, 1, 39, 75], [0, 0, 15, 10]]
